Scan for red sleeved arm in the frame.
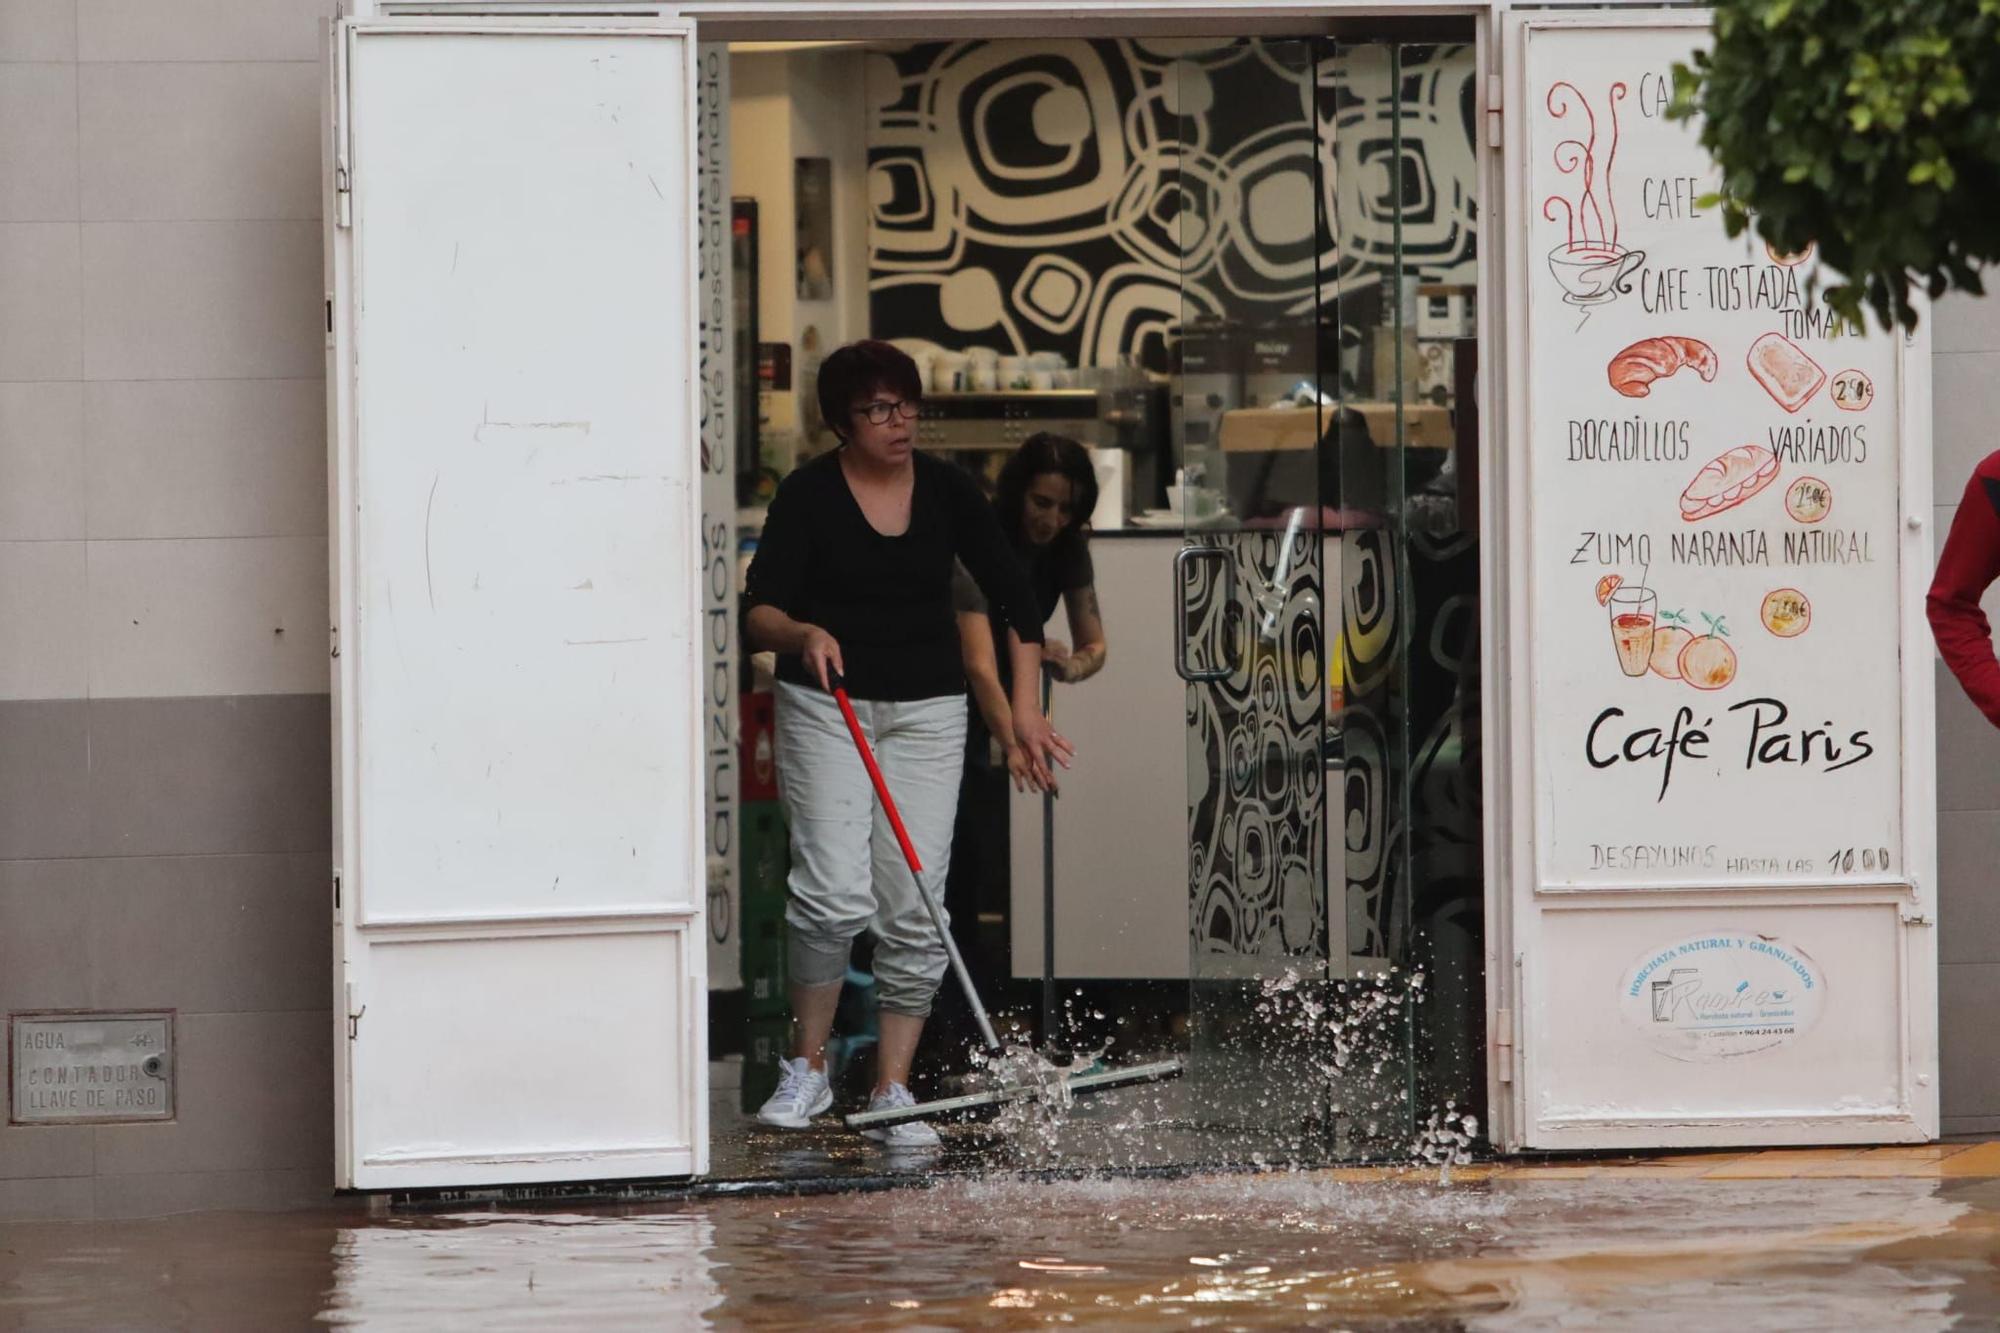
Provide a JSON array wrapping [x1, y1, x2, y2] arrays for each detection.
[[1928, 453, 2000, 728]]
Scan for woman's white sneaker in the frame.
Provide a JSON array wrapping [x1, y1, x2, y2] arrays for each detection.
[[858, 1082, 941, 1147], [756, 1057, 832, 1128]]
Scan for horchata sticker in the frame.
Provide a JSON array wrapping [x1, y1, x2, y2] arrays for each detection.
[[1619, 933, 1825, 1061]]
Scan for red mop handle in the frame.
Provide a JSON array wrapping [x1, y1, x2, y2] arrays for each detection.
[[827, 673, 924, 875]]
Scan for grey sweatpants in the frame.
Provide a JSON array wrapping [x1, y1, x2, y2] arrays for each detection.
[[773, 682, 968, 1018]]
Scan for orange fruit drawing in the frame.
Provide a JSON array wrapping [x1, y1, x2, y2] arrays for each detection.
[[1595, 574, 1623, 606], [1678, 613, 1738, 691], [1761, 589, 1811, 638], [1651, 624, 1694, 679], [1650, 608, 1694, 679]]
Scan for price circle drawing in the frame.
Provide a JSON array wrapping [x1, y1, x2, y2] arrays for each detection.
[[1761, 588, 1812, 638], [1830, 370, 1874, 413], [1784, 476, 1833, 524]]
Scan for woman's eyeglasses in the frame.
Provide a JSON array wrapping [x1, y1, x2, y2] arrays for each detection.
[[853, 399, 921, 426]]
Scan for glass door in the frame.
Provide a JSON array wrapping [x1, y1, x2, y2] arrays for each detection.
[[1173, 38, 1469, 1162]]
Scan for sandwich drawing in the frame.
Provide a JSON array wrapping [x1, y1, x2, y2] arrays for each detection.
[[1681, 444, 1781, 522], [1746, 332, 1827, 414]]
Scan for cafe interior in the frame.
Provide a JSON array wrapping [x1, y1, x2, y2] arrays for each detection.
[[711, 30, 1485, 1179]]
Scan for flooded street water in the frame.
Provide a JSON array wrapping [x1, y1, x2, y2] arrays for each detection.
[[7, 1156, 2000, 1329]]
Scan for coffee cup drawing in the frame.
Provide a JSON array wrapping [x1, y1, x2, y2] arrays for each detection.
[[1547, 242, 1646, 307]]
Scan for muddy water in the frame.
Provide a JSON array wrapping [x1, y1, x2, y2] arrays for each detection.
[[6, 1173, 2000, 1329]]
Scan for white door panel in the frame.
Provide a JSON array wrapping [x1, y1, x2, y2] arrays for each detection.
[[1496, 9, 1937, 1150], [351, 927, 698, 1183], [1525, 899, 1914, 1148], [329, 18, 705, 1188]]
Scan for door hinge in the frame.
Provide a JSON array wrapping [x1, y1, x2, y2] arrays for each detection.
[[1486, 73, 1503, 149], [334, 162, 352, 229], [332, 871, 341, 912], [329, 624, 340, 659], [346, 983, 365, 1040], [1494, 1006, 1515, 1084]]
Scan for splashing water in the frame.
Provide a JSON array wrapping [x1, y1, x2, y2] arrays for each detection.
[[1414, 1104, 1481, 1185], [936, 967, 1476, 1179], [942, 985, 1167, 1164], [985, 1045, 1082, 1155], [961, 1030, 1119, 1162], [1240, 964, 1486, 1175], [1254, 965, 1428, 1090]]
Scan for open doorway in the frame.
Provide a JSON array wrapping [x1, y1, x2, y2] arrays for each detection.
[[706, 28, 1485, 1182]]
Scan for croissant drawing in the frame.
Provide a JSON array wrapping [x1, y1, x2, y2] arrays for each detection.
[[1607, 336, 1719, 398]]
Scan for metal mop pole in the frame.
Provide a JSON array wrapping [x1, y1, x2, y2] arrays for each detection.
[[829, 669, 1186, 1135], [827, 672, 1003, 1056], [1040, 666, 1057, 1049]]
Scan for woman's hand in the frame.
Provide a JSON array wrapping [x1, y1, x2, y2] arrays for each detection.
[[801, 626, 845, 692], [1042, 638, 1072, 674], [1002, 743, 1037, 793], [1012, 709, 1074, 792], [746, 607, 848, 692]]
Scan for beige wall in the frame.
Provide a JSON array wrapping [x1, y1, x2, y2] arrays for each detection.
[[0, 0, 335, 1221], [1929, 293, 2000, 1135], [727, 46, 870, 457]]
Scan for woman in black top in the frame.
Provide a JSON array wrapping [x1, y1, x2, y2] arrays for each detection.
[[742, 341, 1070, 1144], [956, 433, 1109, 788]]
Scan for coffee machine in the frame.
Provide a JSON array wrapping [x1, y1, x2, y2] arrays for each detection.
[[1095, 371, 1170, 518], [913, 390, 1105, 493]]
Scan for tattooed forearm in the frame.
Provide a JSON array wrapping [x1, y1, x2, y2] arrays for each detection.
[[1066, 645, 1106, 681]]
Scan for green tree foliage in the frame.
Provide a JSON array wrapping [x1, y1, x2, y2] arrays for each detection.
[[1671, 0, 2000, 329]]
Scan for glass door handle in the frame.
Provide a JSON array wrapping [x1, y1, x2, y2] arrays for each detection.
[[1173, 544, 1234, 682]]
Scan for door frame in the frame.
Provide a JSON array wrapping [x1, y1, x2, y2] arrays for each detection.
[[327, 0, 1954, 1163], [336, 0, 1512, 1153]]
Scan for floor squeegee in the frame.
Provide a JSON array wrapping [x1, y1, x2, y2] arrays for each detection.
[[827, 671, 1183, 1133]]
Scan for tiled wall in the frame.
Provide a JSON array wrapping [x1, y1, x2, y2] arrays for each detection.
[[1931, 293, 2000, 1136], [0, 0, 335, 1220]]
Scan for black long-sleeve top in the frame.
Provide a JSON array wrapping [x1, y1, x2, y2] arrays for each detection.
[[744, 450, 1044, 701]]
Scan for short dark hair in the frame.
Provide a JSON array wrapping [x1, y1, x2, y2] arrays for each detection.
[[817, 340, 923, 443], [996, 432, 1099, 551]]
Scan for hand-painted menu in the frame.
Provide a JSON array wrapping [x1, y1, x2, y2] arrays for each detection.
[[1527, 27, 1904, 885]]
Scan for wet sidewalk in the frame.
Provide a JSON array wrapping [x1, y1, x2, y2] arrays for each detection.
[[7, 1143, 2000, 1328], [1330, 1139, 2000, 1182]]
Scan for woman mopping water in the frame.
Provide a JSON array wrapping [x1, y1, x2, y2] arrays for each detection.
[[743, 341, 1072, 1146], [956, 432, 1109, 790]]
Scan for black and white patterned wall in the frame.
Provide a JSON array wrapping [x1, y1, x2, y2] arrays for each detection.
[[864, 39, 1477, 369], [862, 40, 1482, 1019], [1183, 529, 1329, 966], [1181, 520, 1461, 975]]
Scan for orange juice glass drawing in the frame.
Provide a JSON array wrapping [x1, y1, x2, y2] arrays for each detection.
[[1608, 585, 1659, 677]]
